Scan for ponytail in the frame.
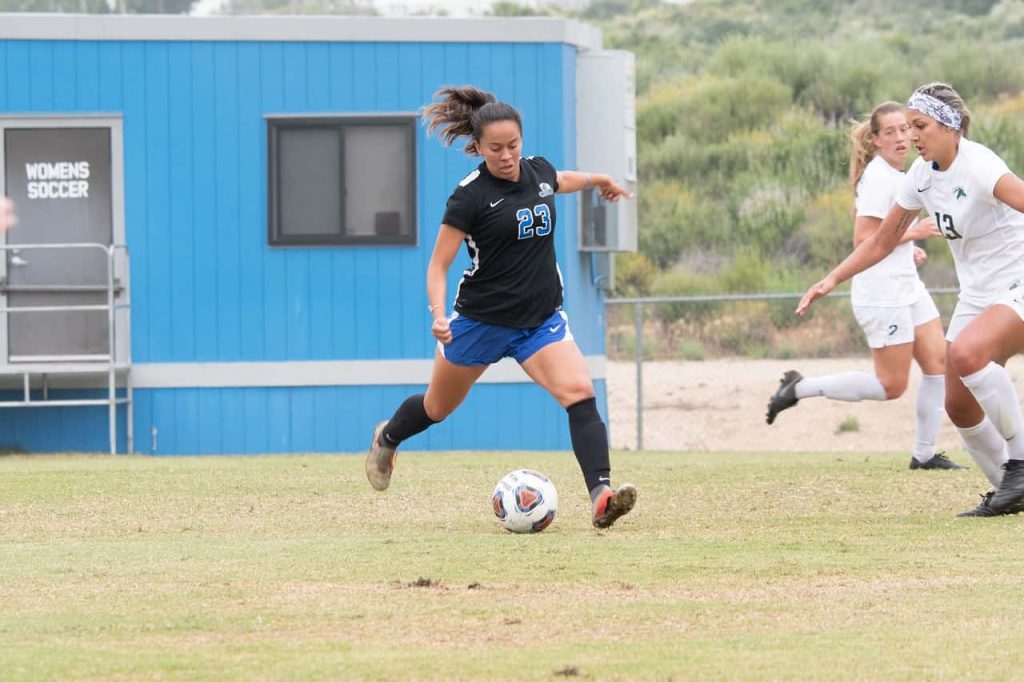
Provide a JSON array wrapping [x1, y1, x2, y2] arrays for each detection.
[[422, 85, 522, 156], [848, 119, 874, 192], [848, 101, 904, 194]]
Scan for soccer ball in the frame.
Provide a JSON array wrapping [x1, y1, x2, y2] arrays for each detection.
[[491, 469, 558, 534]]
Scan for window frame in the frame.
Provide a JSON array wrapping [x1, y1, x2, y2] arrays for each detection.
[[266, 114, 418, 247]]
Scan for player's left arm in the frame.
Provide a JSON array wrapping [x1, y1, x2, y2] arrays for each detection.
[[555, 171, 633, 201], [993, 172, 1024, 213]]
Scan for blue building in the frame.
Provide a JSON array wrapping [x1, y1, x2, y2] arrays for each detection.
[[0, 14, 636, 454]]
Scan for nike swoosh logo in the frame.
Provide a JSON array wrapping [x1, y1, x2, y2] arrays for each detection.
[[490, 198, 505, 207], [917, 186, 931, 192], [548, 325, 561, 333]]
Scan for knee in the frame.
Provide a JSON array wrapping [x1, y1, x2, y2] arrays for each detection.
[[948, 339, 989, 377], [563, 387, 595, 407], [880, 377, 907, 400], [921, 352, 945, 377], [421, 396, 453, 422], [559, 381, 595, 408]]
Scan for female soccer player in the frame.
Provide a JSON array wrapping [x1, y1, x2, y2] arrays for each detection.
[[797, 82, 1024, 516], [767, 102, 965, 471], [1, 197, 15, 232], [365, 86, 637, 529]]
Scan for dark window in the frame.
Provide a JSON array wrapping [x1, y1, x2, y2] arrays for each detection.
[[267, 116, 417, 246]]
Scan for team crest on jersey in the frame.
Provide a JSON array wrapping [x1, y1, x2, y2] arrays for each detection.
[[954, 186, 967, 200], [538, 182, 554, 198]]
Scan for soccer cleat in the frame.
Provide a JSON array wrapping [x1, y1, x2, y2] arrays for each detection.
[[766, 370, 803, 425], [365, 421, 397, 491], [592, 483, 637, 529], [957, 490, 996, 517], [909, 451, 968, 470], [978, 459, 1024, 516]]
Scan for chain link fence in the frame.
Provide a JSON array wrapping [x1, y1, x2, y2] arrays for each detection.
[[605, 288, 960, 452]]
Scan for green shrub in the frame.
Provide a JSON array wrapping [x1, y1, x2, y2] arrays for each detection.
[[612, 252, 657, 297], [836, 416, 860, 433], [676, 75, 793, 143], [675, 338, 707, 361]]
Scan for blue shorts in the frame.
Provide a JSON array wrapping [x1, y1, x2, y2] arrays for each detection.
[[439, 310, 573, 366]]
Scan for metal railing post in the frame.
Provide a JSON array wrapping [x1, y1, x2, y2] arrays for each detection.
[[634, 301, 643, 451], [107, 245, 116, 455]]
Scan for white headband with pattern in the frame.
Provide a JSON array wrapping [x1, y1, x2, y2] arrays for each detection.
[[907, 91, 962, 131]]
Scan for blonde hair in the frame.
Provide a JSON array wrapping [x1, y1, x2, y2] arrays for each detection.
[[849, 101, 904, 193], [912, 81, 971, 137], [422, 85, 522, 156]]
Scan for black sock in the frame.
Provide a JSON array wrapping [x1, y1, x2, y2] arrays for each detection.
[[567, 397, 611, 494], [380, 394, 439, 447]]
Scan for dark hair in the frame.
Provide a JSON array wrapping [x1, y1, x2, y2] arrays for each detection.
[[913, 81, 971, 137], [848, 101, 904, 192], [422, 85, 522, 156]]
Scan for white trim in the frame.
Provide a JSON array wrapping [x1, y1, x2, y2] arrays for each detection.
[[130, 356, 606, 388], [0, 14, 602, 50]]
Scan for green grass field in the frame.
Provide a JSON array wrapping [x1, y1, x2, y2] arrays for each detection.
[[1, 450, 1022, 680]]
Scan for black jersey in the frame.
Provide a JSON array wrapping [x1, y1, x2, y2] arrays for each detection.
[[441, 155, 562, 329]]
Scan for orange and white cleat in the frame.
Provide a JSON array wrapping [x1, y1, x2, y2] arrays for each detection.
[[365, 421, 397, 491], [591, 483, 637, 529]]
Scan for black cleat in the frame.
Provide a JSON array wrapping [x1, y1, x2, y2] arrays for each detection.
[[909, 451, 968, 470], [766, 370, 803, 425], [981, 459, 1024, 516], [957, 490, 996, 517]]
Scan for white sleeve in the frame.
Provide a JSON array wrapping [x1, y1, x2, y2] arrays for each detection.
[[973, 145, 1012, 198], [855, 165, 895, 219], [895, 161, 926, 212]]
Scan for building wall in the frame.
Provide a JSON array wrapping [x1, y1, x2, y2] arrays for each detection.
[[0, 25, 610, 453]]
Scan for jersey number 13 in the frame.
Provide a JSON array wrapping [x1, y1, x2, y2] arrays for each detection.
[[934, 212, 963, 240]]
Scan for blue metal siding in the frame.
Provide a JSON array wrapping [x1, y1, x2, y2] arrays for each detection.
[[0, 375, 610, 454], [0, 36, 611, 454], [129, 382, 608, 455], [0, 394, 131, 453]]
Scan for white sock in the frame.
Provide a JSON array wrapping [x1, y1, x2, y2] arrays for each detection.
[[956, 417, 1007, 487], [912, 374, 946, 463], [960, 362, 1024, 461], [794, 372, 887, 402]]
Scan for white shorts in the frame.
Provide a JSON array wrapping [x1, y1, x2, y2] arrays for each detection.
[[853, 292, 941, 349], [947, 280, 1024, 342]]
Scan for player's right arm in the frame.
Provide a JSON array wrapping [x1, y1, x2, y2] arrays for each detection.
[[426, 224, 465, 345], [797, 203, 916, 315]]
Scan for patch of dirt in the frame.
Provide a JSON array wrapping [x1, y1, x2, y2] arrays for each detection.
[[606, 357, 1024, 454]]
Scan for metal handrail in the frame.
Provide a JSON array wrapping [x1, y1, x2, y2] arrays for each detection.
[[0, 282, 125, 294], [0, 242, 132, 454]]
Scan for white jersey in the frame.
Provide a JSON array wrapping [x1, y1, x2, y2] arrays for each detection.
[[896, 138, 1024, 308], [851, 156, 926, 307]]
